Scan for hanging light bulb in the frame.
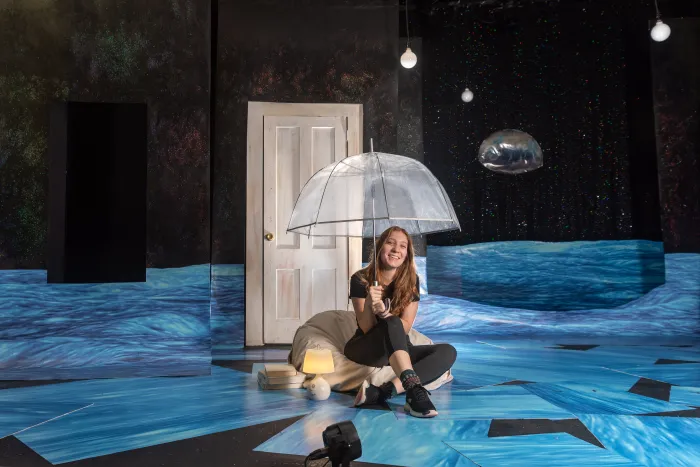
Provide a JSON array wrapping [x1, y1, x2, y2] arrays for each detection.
[[650, 0, 671, 42], [461, 88, 474, 103], [401, 47, 417, 68], [650, 19, 671, 42], [400, 1, 417, 68]]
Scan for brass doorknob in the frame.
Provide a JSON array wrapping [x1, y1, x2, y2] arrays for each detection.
[[265, 233, 274, 241]]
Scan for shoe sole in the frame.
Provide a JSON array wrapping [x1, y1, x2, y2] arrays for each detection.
[[354, 381, 369, 407], [404, 402, 438, 418]]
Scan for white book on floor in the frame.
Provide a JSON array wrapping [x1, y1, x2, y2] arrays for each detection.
[[258, 370, 306, 385], [263, 363, 298, 377], [257, 371, 305, 389]]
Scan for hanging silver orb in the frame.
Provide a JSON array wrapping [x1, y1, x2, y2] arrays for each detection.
[[478, 129, 543, 175]]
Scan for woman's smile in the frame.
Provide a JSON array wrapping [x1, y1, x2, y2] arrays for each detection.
[[381, 231, 409, 269]]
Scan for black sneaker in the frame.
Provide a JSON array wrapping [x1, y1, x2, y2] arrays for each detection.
[[404, 385, 438, 418], [354, 381, 383, 407]]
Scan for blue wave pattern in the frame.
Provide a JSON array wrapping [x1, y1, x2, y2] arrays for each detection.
[[415, 256, 428, 295], [445, 433, 640, 467], [256, 405, 484, 467], [579, 415, 700, 467], [415, 251, 700, 337], [210, 264, 245, 356], [0, 401, 92, 439], [9, 366, 344, 464], [3, 337, 698, 465], [257, 338, 699, 467], [427, 240, 666, 311], [0, 265, 211, 379]]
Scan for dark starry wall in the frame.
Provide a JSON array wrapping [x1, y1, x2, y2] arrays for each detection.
[[651, 18, 700, 253], [0, 0, 210, 269], [420, 1, 662, 247], [398, 38, 426, 256], [213, 0, 399, 265]]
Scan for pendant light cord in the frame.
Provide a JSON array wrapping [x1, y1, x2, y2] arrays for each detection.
[[405, 0, 411, 48]]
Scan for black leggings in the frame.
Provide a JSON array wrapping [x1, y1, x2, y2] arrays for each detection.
[[344, 316, 457, 386]]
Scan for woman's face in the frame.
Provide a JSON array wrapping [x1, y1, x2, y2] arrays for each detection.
[[379, 230, 409, 270]]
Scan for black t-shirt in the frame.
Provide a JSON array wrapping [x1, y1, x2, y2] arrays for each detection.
[[349, 271, 420, 303]]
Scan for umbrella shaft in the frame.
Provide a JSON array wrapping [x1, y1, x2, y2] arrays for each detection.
[[372, 184, 377, 285]]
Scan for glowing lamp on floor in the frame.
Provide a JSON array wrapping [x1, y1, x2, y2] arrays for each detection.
[[302, 348, 334, 401]]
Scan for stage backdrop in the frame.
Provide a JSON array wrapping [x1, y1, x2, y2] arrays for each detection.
[[210, 0, 399, 354], [0, 0, 211, 379], [414, 1, 698, 336], [651, 17, 700, 254]]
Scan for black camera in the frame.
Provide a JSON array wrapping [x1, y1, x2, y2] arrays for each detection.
[[305, 420, 362, 467]]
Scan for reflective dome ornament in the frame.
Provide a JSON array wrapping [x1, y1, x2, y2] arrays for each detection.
[[478, 129, 543, 175]]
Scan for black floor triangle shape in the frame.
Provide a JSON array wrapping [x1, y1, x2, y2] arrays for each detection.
[[0, 379, 81, 390], [654, 358, 700, 365], [0, 436, 53, 466], [628, 377, 672, 402], [355, 401, 393, 412], [547, 344, 599, 351], [1, 415, 392, 467], [488, 418, 604, 448], [639, 407, 700, 418], [495, 380, 535, 386]]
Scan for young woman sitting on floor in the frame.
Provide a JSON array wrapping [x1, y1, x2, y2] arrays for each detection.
[[344, 226, 457, 418]]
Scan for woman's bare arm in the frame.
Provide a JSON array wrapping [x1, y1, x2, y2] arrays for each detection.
[[398, 301, 418, 334], [351, 297, 377, 333]]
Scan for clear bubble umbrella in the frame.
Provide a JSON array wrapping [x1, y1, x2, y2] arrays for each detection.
[[287, 141, 461, 284]]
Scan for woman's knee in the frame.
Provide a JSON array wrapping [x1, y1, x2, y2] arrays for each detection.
[[439, 343, 458, 366], [383, 316, 407, 340], [343, 340, 359, 361], [383, 315, 404, 330], [344, 339, 388, 367], [381, 316, 409, 353]]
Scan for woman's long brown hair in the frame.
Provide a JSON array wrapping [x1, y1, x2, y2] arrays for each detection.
[[358, 226, 417, 317]]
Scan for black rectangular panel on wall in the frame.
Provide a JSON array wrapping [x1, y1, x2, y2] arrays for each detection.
[[48, 102, 147, 283], [651, 18, 700, 253]]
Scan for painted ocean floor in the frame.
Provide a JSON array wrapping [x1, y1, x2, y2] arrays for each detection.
[[211, 244, 699, 355], [1, 336, 698, 466], [416, 252, 699, 337], [0, 265, 211, 379], [427, 240, 667, 311], [210, 263, 245, 356], [3, 244, 698, 383]]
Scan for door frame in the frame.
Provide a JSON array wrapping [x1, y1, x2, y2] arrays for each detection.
[[246, 102, 363, 346]]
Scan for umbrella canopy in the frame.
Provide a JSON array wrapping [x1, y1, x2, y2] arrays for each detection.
[[286, 149, 461, 238]]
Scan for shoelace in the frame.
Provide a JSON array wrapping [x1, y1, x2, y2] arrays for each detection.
[[411, 385, 431, 403]]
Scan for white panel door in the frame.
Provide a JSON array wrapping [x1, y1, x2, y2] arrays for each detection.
[[263, 116, 348, 344]]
